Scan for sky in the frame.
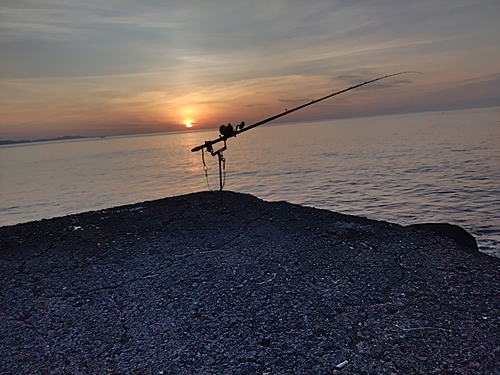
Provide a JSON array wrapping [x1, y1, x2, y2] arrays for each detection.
[[0, 0, 499, 140]]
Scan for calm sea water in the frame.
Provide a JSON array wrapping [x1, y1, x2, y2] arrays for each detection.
[[1, 107, 499, 257]]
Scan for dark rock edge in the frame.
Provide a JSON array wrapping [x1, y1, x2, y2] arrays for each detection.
[[1, 191, 499, 375]]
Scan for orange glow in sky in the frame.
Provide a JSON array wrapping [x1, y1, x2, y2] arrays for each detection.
[[0, 2, 499, 141]]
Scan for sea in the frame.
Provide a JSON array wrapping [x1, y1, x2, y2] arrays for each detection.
[[1, 107, 499, 258]]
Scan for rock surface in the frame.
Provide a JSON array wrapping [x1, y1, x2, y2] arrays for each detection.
[[1, 191, 499, 374], [406, 223, 479, 254]]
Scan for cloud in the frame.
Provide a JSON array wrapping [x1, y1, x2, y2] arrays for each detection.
[[0, 0, 499, 139]]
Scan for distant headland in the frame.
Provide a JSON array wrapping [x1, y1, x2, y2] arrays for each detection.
[[0, 135, 89, 146]]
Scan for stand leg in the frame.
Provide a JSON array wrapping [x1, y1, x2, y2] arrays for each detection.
[[218, 152, 223, 191]]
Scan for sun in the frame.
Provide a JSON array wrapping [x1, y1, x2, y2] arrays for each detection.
[[185, 122, 193, 128]]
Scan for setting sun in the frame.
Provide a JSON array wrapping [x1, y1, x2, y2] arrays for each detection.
[[185, 122, 193, 128]]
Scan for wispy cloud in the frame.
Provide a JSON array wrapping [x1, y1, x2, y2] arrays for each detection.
[[0, 0, 499, 139]]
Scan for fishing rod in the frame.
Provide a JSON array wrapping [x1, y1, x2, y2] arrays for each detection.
[[192, 71, 420, 191]]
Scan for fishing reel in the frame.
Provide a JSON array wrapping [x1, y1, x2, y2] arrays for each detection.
[[219, 121, 245, 137]]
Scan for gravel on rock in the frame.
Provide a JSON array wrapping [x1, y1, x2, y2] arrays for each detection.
[[1, 191, 499, 374]]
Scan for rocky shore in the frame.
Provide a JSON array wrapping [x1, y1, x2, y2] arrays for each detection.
[[1, 191, 499, 374]]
